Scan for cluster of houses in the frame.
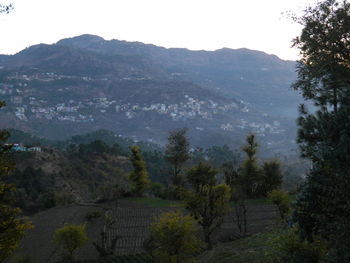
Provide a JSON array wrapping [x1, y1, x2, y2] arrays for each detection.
[[220, 119, 285, 135], [10, 144, 42, 152], [4, 79, 247, 124], [1, 72, 285, 137]]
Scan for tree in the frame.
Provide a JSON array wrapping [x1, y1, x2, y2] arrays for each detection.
[[150, 211, 203, 263], [129, 145, 150, 197], [53, 223, 88, 261], [206, 145, 239, 168], [0, 3, 13, 14], [240, 134, 261, 197], [222, 160, 248, 234], [0, 102, 32, 263], [260, 159, 283, 196], [184, 178, 231, 249], [187, 162, 217, 192], [165, 128, 190, 187], [291, 0, 350, 261]]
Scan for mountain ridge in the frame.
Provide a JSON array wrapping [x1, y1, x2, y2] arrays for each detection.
[[54, 34, 298, 116]]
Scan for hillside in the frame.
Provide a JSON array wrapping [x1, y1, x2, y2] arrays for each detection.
[[12, 198, 277, 263], [0, 35, 301, 154], [57, 35, 299, 116], [8, 147, 131, 213]]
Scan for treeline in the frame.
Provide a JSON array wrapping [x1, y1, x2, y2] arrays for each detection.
[[4, 126, 303, 215]]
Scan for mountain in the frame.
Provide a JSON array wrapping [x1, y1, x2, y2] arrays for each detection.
[[0, 34, 301, 154], [57, 34, 299, 116]]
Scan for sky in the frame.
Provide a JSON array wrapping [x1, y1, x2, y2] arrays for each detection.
[[0, 0, 319, 60]]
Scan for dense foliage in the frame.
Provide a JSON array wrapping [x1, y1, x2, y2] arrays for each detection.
[[129, 145, 150, 197], [292, 0, 350, 262], [150, 211, 202, 263], [184, 163, 231, 249], [165, 128, 190, 187], [240, 134, 261, 197], [53, 223, 89, 261], [0, 102, 32, 262]]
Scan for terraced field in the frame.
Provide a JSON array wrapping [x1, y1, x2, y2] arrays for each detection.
[[10, 198, 277, 262], [85, 253, 154, 263], [109, 204, 174, 255]]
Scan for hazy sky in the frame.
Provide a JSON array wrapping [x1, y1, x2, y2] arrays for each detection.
[[0, 0, 318, 60]]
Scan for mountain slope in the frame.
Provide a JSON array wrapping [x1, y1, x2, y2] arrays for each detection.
[[0, 34, 300, 154], [57, 34, 299, 116]]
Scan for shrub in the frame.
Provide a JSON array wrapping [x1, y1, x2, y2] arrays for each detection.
[[267, 190, 291, 221], [150, 211, 203, 263], [53, 223, 88, 261], [85, 210, 102, 222], [267, 227, 327, 263]]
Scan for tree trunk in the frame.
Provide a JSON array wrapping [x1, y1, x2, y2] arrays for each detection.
[[204, 232, 213, 250]]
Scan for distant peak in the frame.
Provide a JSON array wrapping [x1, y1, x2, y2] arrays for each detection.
[[74, 34, 105, 41], [56, 34, 105, 45]]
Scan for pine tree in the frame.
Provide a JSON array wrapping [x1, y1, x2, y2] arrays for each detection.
[[240, 134, 261, 197], [292, 1, 350, 261], [187, 162, 217, 192], [129, 145, 150, 197], [260, 159, 283, 196], [165, 128, 190, 187]]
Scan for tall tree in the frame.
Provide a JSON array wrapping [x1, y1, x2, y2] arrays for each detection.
[[184, 183, 231, 249], [187, 162, 217, 192], [0, 102, 32, 262], [240, 134, 261, 197], [129, 145, 150, 197], [184, 162, 230, 249], [223, 161, 248, 234], [260, 159, 283, 196], [165, 128, 190, 187], [292, 1, 350, 261]]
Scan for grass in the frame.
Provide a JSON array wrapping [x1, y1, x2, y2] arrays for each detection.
[[232, 193, 296, 206], [125, 197, 184, 208], [198, 230, 277, 263]]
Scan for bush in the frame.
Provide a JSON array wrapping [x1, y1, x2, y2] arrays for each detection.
[[267, 190, 291, 221], [150, 211, 203, 263], [53, 223, 88, 261], [85, 210, 102, 222], [267, 228, 327, 263]]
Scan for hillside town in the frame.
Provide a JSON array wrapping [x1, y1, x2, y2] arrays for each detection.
[[0, 72, 286, 138]]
